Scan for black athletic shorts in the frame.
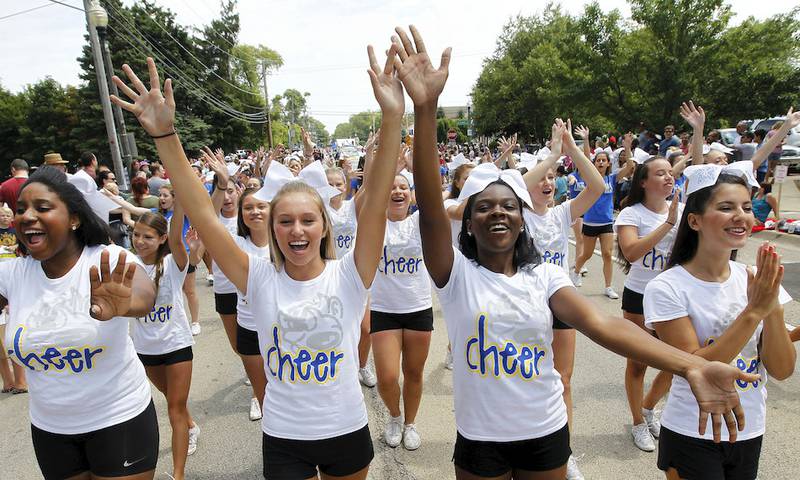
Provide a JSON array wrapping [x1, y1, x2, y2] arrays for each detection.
[[581, 223, 613, 237], [370, 307, 434, 333], [453, 423, 571, 477], [138, 346, 193, 367], [262, 424, 374, 479], [214, 292, 238, 315], [31, 400, 159, 480], [237, 324, 261, 356], [552, 315, 573, 330], [187, 264, 197, 274], [621, 287, 644, 315], [658, 427, 762, 480]]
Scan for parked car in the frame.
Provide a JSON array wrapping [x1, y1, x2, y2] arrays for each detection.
[[751, 117, 800, 147]]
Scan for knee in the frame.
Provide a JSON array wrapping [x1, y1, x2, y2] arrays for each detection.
[[601, 249, 613, 261], [167, 402, 188, 423], [627, 360, 646, 377], [401, 363, 425, 383], [376, 369, 400, 389]]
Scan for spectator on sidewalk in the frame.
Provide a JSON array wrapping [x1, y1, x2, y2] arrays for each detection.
[[0, 159, 29, 213]]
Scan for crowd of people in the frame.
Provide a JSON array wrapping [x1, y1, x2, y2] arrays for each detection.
[[0, 25, 798, 480]]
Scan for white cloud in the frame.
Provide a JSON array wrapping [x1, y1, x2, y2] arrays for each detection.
[[0, 0, 795, 134]]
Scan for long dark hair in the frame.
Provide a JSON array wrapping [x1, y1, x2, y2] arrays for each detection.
[[17, 166, 111, 255], [593, 151, 612, 176], [617, 157, 663, 274], [237, 187, 261, 237], [134, 212, 170, 296], [458, 180, 540, 270], [667, 173, 749, 268]]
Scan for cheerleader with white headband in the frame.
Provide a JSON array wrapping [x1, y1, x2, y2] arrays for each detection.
[[113, 43, 405, 478], [395, 24, 763, 480], [643, 158, 795, 480]]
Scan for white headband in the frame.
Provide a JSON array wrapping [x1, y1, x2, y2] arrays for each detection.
[[254, 160, 341, 203], [703, 142, 733, 155], [67, 170, 118, 224], [457, 162, 533, 209], [683, 160, 759, 196], [632, 147, 651, 164], [447, 153, 470, 170]]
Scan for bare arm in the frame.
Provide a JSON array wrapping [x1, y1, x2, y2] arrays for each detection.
[[751, 108, 800, 171], [616, 195, 679, 263], [523, 122, 564, 192], [394, 26, 453, 288], [352, 44, 405, 287], [169, 200, 189, 271], [671, 153, 690, 178], [101, 189, 151, 217], [111, 58, 249, 294], [564, 120, 605, 218], [759, 306, 795, 380], [680, 101, 706, 165]]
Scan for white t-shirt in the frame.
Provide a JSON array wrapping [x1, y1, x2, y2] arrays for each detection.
[[644, 262, 792, 441], [213, 214, 239, 294], [327, 199, 357, 259], [436, 248, 571, 441], [370, 211, 432, 313], [444, 198, 462, 247], [245, 252, 369, 440], [523, 201, 573, 272], [0, 244, 151, 434], [614, 203, 684, 293], [235, 235, 270, 332], [129, 254, 194, 355]]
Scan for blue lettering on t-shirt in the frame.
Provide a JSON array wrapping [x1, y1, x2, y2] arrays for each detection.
[[336, 234, 354, 250], [541, 250, 564, 267], [377, 246, 423, 275], [8, 326, 104, 374], [265, 326, 344, 384], [642, 248, 666, 271], [141, 304, 173, 323], [465, 313, 546, 380]]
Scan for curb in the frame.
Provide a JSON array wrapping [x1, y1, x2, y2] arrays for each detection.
[[751, 229, 800, 252]]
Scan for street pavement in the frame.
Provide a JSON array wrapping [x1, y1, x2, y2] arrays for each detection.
[[1, 232, 799, 480]]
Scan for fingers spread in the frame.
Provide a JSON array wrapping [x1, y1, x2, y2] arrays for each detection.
[[89, 265, 101, 292], [99, 249, 111, 283], [711, 412, 722, 443], [439, 47, 452, 72], [383, 44, 397, 76], [409, 25, 427, 53], [109, 95, 136, 113], [111, 251, 127, 284], [112, 75, 139, 101], [394, 27, 416, 57], [391, 36, 408, 62], [147, 57, 161, 92], [723, 411, 737, 443], [367, 45, 380, 74], [123, 262, 136, 289], [164, 78, 175, 108], [698, 409, 708, 436], [122, 63, 148, 96], [733, 403, 746, 432]]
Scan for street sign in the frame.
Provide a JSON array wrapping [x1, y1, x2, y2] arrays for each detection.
[[774, 165, 789, 184]]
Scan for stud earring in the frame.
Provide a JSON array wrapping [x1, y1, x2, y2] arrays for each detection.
[[72, 225, 77, 231]]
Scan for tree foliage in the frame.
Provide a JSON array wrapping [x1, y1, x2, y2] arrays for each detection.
[[0, 0, 323, 176], [471, 0, 800, 141], [333, 111, 381, 142]]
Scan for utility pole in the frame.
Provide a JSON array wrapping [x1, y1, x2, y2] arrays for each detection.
[[96, 22, 131, 190], [84, 0, 126, 190], [261, 62, 273, 148]]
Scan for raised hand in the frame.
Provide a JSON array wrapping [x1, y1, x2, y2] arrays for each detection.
[[111, 57, 175, 137], [89, 250, 137, 320], [301, 127, 315, 157], [202, 146, 230, 185], [782, 106, 800, 130], [680, 101, 706, 130], [392, 25, 451, 108], [746, 243, 783, 319], [685, 361, 760, 443], [366, 44, 404, 118], [574, 124, 590, 141], [623, 132, 634, 151]]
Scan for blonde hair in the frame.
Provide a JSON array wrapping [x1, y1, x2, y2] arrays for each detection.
[[0, 205, 12, 217], [268, 181, 336, 270]]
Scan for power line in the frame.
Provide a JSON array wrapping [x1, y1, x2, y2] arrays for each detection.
[[0, 3, 55, 21], [46, 0, 83, 12]]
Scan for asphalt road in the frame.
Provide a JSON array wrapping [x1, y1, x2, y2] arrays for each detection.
[[1, 232, 799, 479]]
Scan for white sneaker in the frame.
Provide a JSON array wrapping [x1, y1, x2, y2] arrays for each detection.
[[604, 287, 620, 299], [570, 269, 583, 287], [642, 408, 661, 439], [444, 349, 454, 370], [632, 422, 655, 452], [403, 423, 421, 450], [249, 397, 262, 421], [206, 273, 214, 285], [566, 455, 585, 480], [191, 322, 201, 336], [384, 415, 403, 447], [580, 266, 588, 276], [187, 423, 200, 456], [358, 366, 377, 387]]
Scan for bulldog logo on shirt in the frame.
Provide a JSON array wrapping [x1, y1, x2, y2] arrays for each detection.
[[8, 287, 105, 374], [529, 219, 565, 267], [266, 294, 346, 384]]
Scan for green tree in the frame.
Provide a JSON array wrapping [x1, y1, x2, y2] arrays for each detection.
[[333, 111, 381, 141]]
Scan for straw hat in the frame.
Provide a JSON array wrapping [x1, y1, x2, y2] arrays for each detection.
[[43, 153, 68, 165]]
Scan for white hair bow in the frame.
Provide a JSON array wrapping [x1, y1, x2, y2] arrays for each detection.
[[683, 160, 759, 196], [702, 142, 733, 155], [255, 160, 340, 203], [66, 170, 119, 224], [632, 147, 651, 164], [447, 153, 470, 170], [457, 162, 533, 209]]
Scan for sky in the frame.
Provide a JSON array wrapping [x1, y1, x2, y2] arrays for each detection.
[[0, 0, 795, 133]]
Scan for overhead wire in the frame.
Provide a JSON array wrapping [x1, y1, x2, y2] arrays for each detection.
[[0, 3, 56, 21]]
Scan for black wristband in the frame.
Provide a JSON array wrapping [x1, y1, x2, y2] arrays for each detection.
[[666, 221, 675, 226], [151, 129, 176, 139]]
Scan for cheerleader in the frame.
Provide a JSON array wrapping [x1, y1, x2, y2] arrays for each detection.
[[112, 47, 403, 479], [395, 25, 761, 480], [0, 166, 157, 479], [614, 155, 683, 452], [644, 159, 796, 480], [129, 200, 199, 479]]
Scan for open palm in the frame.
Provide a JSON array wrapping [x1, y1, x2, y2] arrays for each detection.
[[679, 101, 705, 130], [110, 57, 176, 137], [367, 45, 404, 117], [89, 250, 136, 321], [392, 26, 451, 107]]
